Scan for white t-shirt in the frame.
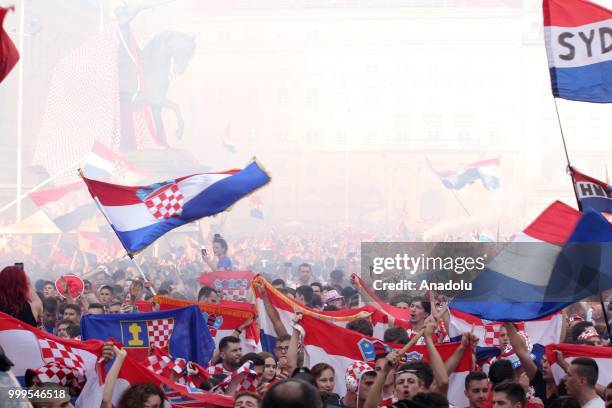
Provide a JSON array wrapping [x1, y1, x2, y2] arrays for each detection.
[[583, 396, 605, 408]]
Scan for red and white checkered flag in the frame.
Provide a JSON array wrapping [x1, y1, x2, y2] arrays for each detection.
[[143, 347, 173, 375], [32, 339, 87, 391], [214, 361, 259, 394], [146, 318, 174, 349], [484, 322, 525, 346]]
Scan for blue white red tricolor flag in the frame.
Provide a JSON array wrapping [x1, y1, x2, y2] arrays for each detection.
[[451, 201, 612, 321], [81, 160, 270, 253], [427, 157, 500, 190], [544, 0, 612, 102], [571, 167, 612, 220]]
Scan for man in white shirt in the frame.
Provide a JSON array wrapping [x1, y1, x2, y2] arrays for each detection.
[[565, 357, 605, 408]]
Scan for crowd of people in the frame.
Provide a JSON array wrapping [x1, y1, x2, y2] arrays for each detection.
[[0, 231, 610, 408]]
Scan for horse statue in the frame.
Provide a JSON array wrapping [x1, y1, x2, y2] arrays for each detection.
[[116, 2, 196, 149]]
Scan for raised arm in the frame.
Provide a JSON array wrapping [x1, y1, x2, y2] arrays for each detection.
[[101, 345, 127, 408], [424, 320, 449, 395], [201, 249, 217, 272], [364, 349, 402, 408], [255, 282, 288, 337], [445, 331, 477, 374], [286, 314, 303, 374], [503, 322, 537, 380]]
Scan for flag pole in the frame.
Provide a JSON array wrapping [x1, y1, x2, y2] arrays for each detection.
[[77, 169, 156, 295], [553, 98, 612, 344], [552, 98, 582, 210], [450, 189, 471, 217], [16, 0, 25, 222], [0, 156, 86, 216]]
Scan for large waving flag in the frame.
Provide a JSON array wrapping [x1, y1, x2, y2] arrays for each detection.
[[427, 157, 500, 190], [451, 202, 612, 321], [81, 305, 214, 365], [81, 160, 270, 253], [299, 314, 472, 407], [545, 343, 612, 387], [572, 167, 612, 220], [544, 0, 612, 102], [154, 295, 260, 351]]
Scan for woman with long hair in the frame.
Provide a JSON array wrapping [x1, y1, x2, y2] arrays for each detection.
[[311, 363, 336, 393], [258, 352, 278, 384], [0, 265, 42, 327]]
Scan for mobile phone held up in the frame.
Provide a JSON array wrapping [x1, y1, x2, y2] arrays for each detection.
[[201, 247, 207, 257]]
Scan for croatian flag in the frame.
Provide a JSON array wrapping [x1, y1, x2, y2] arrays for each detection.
[[80, 305, 215, 365], [427, 157, 500, 190], [449, 309, 563, 347], [545, 344, 612, 386], [83, 141, 146, 184], [451, 201, 612, 321], [572, 167, 612, 219], [78, 348, 234, 408], [254, 276, 388, 351], [81, 160, 270, 253], [0, 312, 104, 407], [544, 0, 612, 102], [299, 314, 473, 407]]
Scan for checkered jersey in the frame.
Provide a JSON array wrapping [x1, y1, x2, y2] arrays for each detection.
[[214, 361, 259, 394], [147, 318, 174, 348]]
